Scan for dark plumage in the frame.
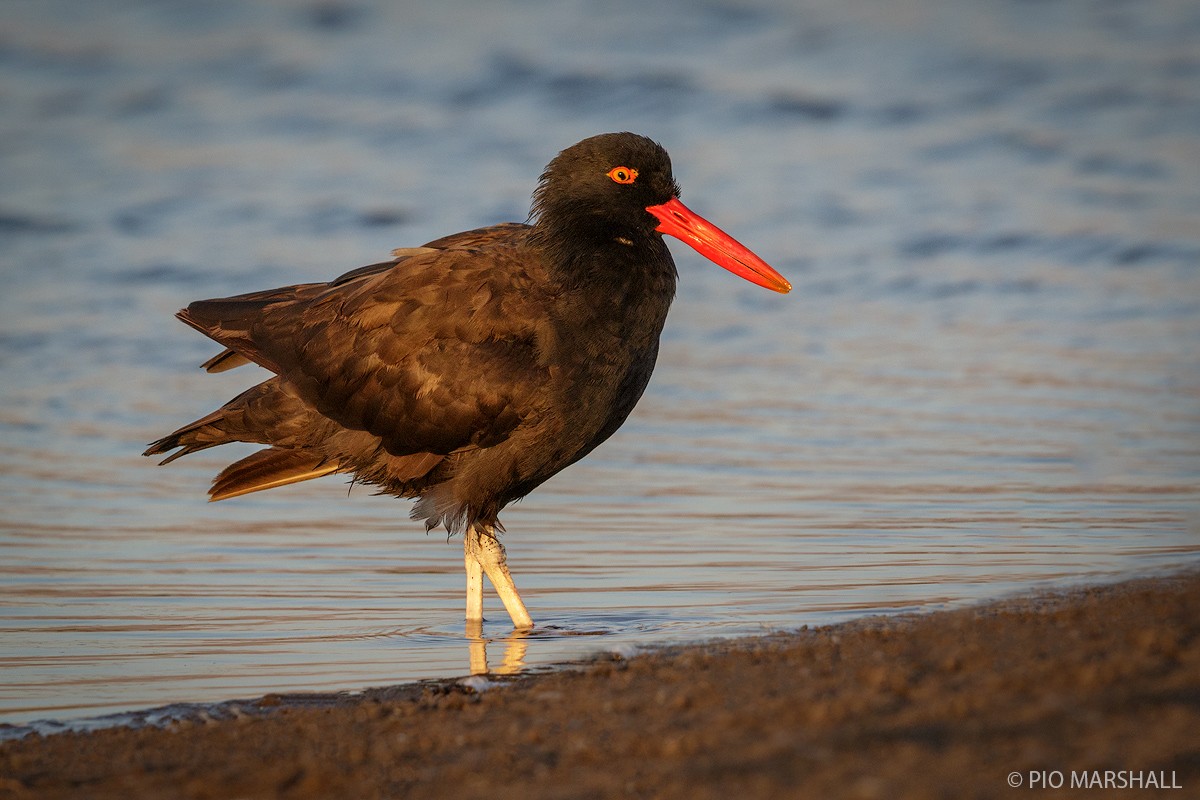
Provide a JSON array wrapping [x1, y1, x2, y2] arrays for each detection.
[[146, 132, 789, 628]]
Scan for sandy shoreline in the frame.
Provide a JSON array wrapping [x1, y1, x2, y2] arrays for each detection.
[[3, 570, 1198, 799]]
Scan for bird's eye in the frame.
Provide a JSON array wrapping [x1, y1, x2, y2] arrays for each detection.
[[607, 166, 638, 185]]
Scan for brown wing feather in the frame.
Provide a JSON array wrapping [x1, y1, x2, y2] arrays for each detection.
[[177, 228, 552, 460], [201, 349, 251, 373], [196, 247, 451, 376], [209, 448, 341, 501]]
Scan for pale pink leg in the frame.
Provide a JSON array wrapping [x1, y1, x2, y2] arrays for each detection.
[[464, 522, 533, 629]]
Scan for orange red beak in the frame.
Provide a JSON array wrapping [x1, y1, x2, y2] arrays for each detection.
[[647, 197, 791, 294]]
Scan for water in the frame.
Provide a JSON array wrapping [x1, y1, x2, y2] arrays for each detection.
[[2, 0, 1198, 730]]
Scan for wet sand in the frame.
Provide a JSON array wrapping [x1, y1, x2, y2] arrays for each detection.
[[3, 571, 1198, 799]]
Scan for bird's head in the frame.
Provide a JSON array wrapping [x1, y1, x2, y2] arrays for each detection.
[[532, 132, 791, 294]]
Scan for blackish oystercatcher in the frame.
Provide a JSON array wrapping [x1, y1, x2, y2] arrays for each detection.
[[145, 132, 790, 629]]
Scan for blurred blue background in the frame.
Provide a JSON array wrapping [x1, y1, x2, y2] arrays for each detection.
[[2, 0, 1198, 730]]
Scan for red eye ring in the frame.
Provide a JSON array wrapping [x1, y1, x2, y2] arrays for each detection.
[[607, 166, 638, 184]]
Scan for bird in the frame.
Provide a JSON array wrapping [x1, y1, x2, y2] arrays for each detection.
[[145, 132, 790, 630]]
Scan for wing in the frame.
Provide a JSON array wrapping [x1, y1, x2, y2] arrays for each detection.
[[196, 226, 532, 373], [178, 235, 553, 458]]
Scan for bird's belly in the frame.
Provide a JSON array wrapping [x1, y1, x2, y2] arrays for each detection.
[[557, 339, 660, 467], [460, 338, 660, 510]]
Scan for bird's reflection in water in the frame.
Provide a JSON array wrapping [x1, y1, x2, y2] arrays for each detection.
[[466, 620, 529, 676]]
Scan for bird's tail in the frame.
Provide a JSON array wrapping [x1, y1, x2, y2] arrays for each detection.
[[144, 378, 342, 500], [208, 448, 340, 501], [143, 406, 241, 465]]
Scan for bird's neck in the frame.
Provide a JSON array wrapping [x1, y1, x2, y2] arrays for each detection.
[[529, 212, 678, 300]]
